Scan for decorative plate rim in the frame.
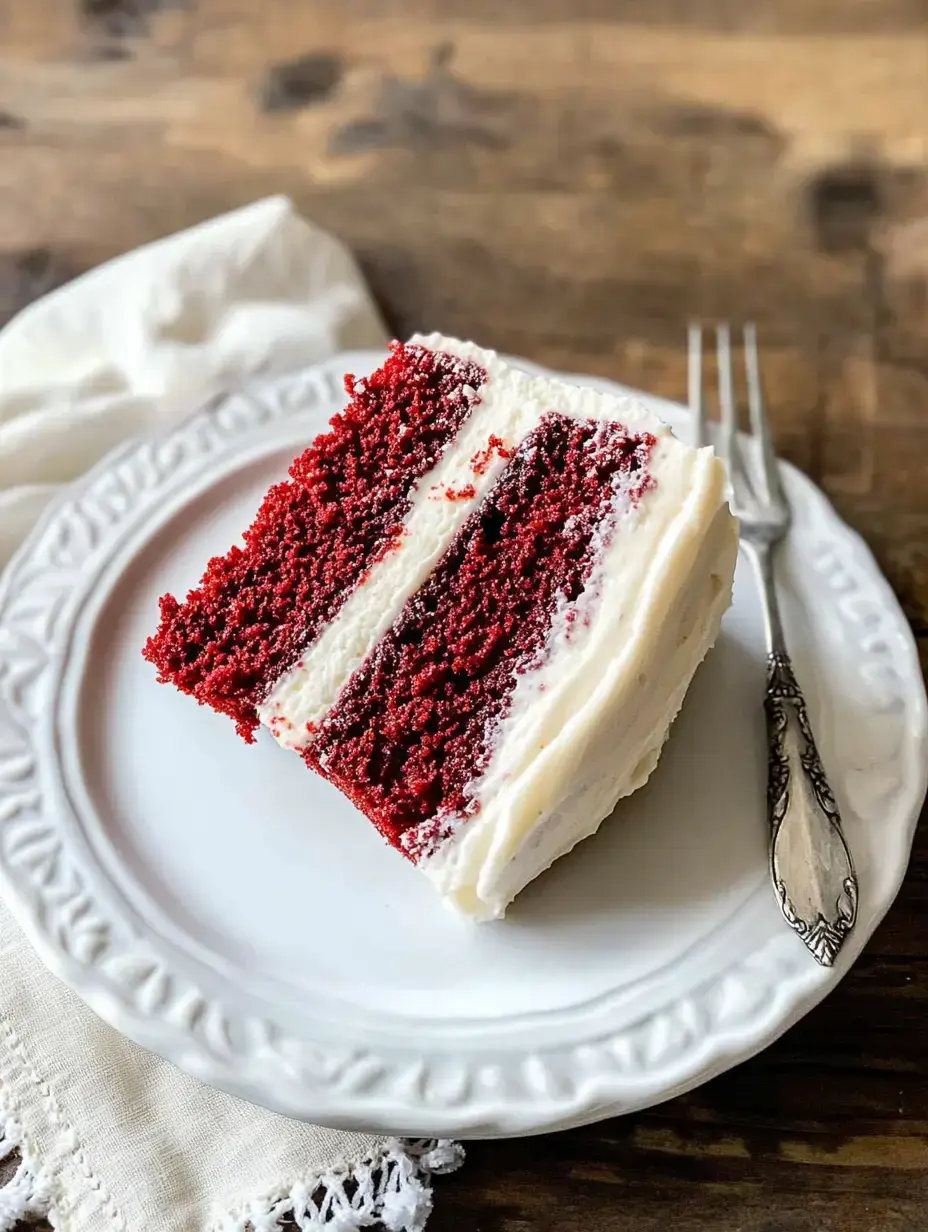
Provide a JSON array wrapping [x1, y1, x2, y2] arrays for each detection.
[[0, 350, 925, 1138]]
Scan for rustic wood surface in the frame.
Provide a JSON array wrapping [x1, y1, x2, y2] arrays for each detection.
[[2, 2, 927, 1230]]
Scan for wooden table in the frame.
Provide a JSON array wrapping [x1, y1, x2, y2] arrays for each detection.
[[3, 3, 927, 1229]]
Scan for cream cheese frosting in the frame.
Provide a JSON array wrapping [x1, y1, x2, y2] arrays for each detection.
[[258, 335, 737, 918]]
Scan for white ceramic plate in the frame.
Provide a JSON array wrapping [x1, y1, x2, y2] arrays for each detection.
[[0, 352, 925, 1138]]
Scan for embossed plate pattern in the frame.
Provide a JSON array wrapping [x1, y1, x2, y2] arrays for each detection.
[[0, 352, 925, 1137]]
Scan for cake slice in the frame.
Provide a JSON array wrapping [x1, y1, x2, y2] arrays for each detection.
[[145, 335, 737, 919]]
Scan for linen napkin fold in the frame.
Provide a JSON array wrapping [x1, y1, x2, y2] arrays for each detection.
[[0, 197, 462, 1231]]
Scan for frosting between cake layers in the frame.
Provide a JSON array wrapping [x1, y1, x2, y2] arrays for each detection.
[[144, 339, 486, 741], [258, 335, 684, 747]]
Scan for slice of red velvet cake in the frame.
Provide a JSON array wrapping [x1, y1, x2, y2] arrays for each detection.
[[145, 335, 737, 919]]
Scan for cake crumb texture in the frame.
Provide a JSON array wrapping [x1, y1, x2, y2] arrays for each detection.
[[143, 342, 486, 738]]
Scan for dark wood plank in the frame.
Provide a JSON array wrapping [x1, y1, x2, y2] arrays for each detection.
[[2, 3, 927, 1230]]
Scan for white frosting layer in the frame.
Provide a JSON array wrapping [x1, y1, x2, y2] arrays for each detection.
[[258, 335, 737, 920]]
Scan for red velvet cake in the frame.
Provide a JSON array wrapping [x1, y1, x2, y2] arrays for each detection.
[[145, 335, 737, 919]]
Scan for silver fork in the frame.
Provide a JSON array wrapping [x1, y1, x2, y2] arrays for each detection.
[[689, 323, 858, 967]]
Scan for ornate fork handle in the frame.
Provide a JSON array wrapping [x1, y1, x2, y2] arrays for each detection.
[[688, 322, 859, 965], [764, 650, 859, 966]]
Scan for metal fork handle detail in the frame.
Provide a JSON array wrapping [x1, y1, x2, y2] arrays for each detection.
[[755, 545, 859, 967], [690, 322, 859, 966]]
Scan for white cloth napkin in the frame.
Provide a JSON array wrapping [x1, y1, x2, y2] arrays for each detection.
[[0, 197, 461, 1231]]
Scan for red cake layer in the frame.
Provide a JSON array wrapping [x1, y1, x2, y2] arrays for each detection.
[[143, 343, 486, 739], [305, 412, 657, 856]]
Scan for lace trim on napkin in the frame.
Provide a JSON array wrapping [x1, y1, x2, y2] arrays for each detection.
[[0, 1117, 52, 1230], [0, 1113, 462, 1232], [214, 1138, 464, 1232]]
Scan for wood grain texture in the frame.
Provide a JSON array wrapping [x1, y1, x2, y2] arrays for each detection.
[[1, 2, 927, 1229]]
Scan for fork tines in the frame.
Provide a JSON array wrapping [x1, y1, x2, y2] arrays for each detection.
[[687, 322, 783, 512]]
